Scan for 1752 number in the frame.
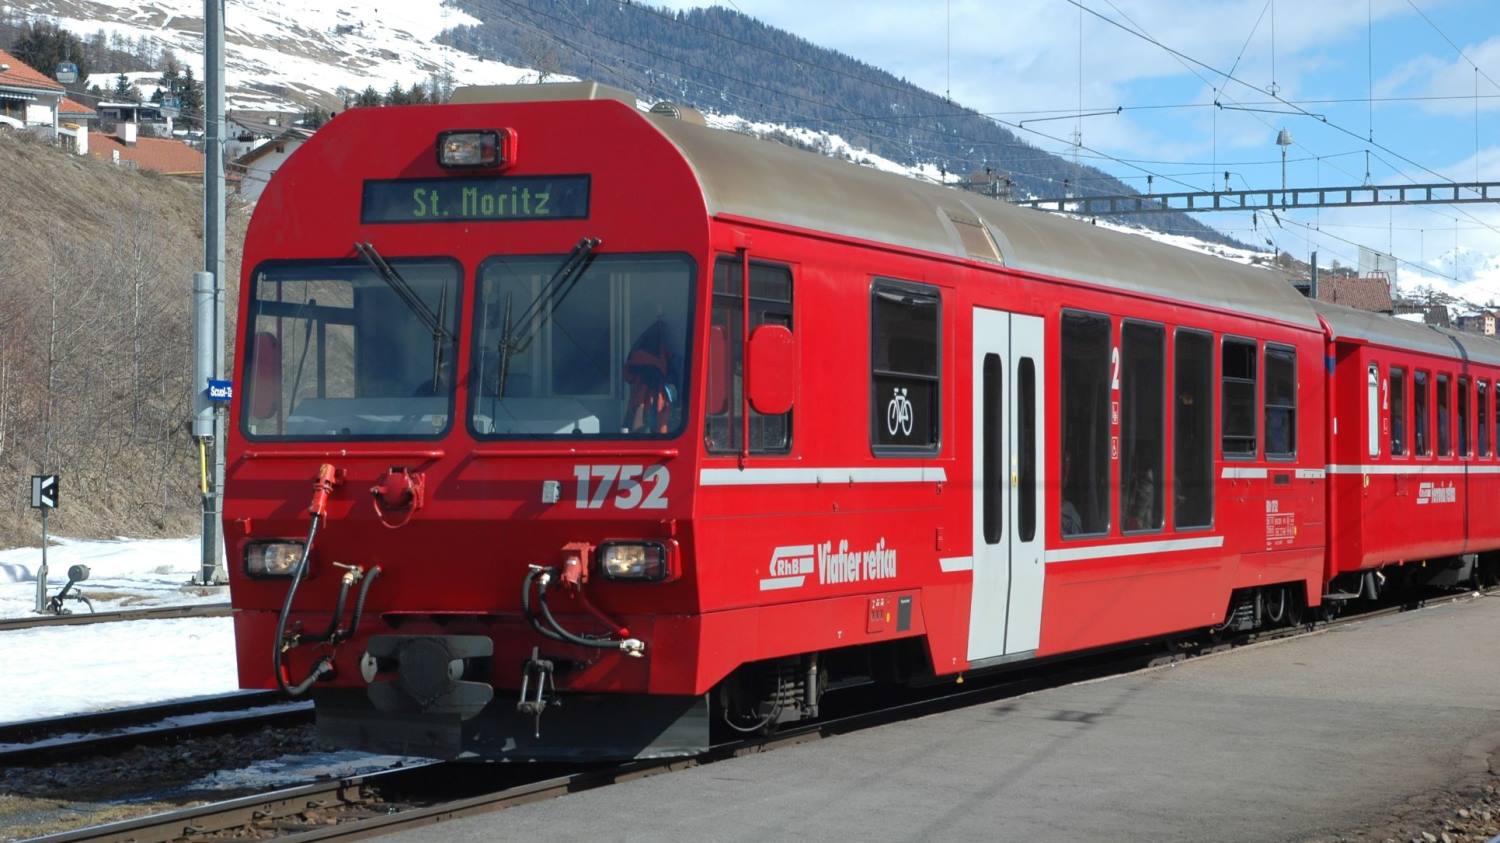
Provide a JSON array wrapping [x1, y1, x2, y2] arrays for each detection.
[[573, 464, 670, 510]]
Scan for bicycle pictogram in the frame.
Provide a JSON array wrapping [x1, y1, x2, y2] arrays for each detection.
[[886, 387, 913, 437]]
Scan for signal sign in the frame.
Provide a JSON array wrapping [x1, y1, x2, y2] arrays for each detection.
[[30, 475, 59, 510]]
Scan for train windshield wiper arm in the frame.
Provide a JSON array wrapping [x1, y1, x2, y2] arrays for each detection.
[[354, 241, 453, 386], [495, 236, 601, 399]]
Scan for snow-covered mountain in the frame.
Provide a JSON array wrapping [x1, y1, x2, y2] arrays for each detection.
[[7, 0, 537, 110]]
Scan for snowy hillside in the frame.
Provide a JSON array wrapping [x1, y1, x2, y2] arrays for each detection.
[[7, 0, 541, 110]]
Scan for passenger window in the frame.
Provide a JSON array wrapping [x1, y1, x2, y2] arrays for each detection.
[[1174, 329, 1213, 530], [1458, 377, 1470, 457], [1414, 371, 1429, 456], [1367, 364, 1380, 458], [1264, 345, 1296, 459], [1390, 367, 1407, 456], [1120, 321, 1164, 533], [1060, 310, 1111, 537], [1480, 381, 1490, 458], [1221, 338, 1258, 458], [706, 257, 792, 454], [1437, 374, 1451, 456], [871, 280, 940, 453]]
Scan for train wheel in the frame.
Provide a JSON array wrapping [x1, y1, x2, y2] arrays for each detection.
[[1285, 589, 1305, 627]]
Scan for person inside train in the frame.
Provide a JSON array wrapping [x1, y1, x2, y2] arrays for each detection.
[[623, 318, 682, 434]]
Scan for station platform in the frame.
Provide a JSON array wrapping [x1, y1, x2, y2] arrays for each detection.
[[395, 595, 1500, 842]]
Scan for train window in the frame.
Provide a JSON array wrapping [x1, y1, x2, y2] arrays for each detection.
[[706, 258, 793, 454], [242, 259, 462, 441], [1390, 367, 1407, 456], [1414, 371, 1429, 456], [1494, 381, 1500, 457], [1018, 357, 1037, 542], [871, 280, 941, 454], [1120, 321, 1164, 532], [1480, 381, 1490, 458], [1437, 374, 1451, 456], [1264, 344, 1296, 459], [1221, 337, 1258, 458], [1060, 310, 1111, 537], [471, 253, 695, 440], [1174, 329, 1213, 530], [982, 353, 1002, 545], [1367, 364, 1380, 458], [1458, 377, 1470, 457]]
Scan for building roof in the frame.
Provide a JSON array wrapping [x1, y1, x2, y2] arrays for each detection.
[[0, 49, 65, 93], [87, 131, 204, 176], [234, 133, 310, 167], [454, 82, 1322, 331], [58, 97, 96, 116], [1316, 276, 1393, 313]]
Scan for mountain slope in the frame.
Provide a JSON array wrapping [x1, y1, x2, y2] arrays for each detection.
[[443, 0, 1243, 247]]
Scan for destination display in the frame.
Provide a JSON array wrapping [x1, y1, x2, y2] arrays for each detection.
[[361, 175, 590, 223]]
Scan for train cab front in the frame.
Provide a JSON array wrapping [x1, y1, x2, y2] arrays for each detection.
[[223, 84, 718, 761]]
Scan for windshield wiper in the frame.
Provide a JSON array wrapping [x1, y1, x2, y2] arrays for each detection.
[[495, 236, 601, 399], [355, 241, 454, 388]]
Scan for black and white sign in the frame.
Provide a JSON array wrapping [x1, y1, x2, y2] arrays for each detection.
[[30, 475, 59, 510]]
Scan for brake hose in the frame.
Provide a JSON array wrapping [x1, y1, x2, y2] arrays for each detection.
[[273, 513, 332, 695], [534, 569, 644, 655]]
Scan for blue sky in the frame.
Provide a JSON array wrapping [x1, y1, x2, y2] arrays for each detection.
[[655, 0, 1500, 303]]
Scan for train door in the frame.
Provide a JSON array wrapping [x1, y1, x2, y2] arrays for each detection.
[[968, 308, 1046, 662]]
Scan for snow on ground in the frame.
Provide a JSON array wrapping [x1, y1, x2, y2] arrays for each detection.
[[0, 616, 238, 722], [0, 536, 218, 619], [177, 752, 428, 793], [0, 536, 236, 724]]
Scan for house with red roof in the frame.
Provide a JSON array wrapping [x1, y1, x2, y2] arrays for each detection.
[[0, 48, 68, 144], [87, 124, 203, 178]]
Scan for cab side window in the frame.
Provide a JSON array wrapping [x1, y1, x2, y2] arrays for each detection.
[[705, 258, 792, 454]]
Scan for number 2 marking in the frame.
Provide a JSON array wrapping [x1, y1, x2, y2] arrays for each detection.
[[574, 464, 671, 510], [1110, 345, 1121, 392]]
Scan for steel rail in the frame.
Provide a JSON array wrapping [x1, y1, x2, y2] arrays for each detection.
[[33, 585, 1493, 842], [0, 691, 312, 766], [0, 602, 232, 631]]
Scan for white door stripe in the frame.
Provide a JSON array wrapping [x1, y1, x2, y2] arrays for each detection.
[[1221, 467, 1268, 479], [701, 466, 948, 486], [1044, 534, 1225, 564]]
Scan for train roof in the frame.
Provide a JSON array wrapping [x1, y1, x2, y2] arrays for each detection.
[[1312, 298, 1500, 367], [455, 82, 1323, 332]]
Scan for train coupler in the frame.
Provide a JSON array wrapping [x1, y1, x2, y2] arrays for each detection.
[[517, 646, 560, 738]]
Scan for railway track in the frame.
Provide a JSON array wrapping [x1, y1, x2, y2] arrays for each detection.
[[28, 586, 1492, 843], [0, 603, 232, 632], [0, 690, 312, 766]]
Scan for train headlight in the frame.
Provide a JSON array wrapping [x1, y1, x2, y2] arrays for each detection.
[[436, 130, 507, 169], [598, 542, 668, 581], [244, 541, 306, 578]]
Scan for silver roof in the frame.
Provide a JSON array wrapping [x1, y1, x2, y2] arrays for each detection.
[[454, 82, 1325, 329], [1311, 299, 1500, 367]]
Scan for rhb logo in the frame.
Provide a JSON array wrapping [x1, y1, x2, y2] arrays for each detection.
[[768, 545, 815, 578]]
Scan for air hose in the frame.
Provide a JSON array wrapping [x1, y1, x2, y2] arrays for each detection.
[[525, 567, 644, 656], [272, 513, 333, 695]]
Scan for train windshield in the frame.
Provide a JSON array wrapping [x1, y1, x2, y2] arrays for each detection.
[[470, 253, 694, 439], [241, 259, 462, 440]]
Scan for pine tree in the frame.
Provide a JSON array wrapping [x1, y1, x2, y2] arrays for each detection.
[[9, 21, 91, 93], [407, 82, 427, 104], [177, 65, 203, 128], [112, 73, 139, 101], [355, 86, 382, 108], [384, 82, 408, 106]]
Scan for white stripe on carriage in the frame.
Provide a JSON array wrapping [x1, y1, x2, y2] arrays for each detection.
[[701, 467, 948, 486], [1044, 534, 1225, 564], [938, 556, 974, 572], [1325, 464, 1500, 475]]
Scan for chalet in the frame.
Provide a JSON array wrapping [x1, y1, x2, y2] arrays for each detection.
[[230, 125, 313, 202], [0, 49, 65, 141]]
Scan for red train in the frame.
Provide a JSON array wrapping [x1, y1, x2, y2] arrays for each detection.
[[225, 82, 1500, 760]]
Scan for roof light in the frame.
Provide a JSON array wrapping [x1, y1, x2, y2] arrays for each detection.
[[436, 129, 509, 169]]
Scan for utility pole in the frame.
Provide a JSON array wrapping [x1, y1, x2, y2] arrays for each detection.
[[196, 0, 227, 587]]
